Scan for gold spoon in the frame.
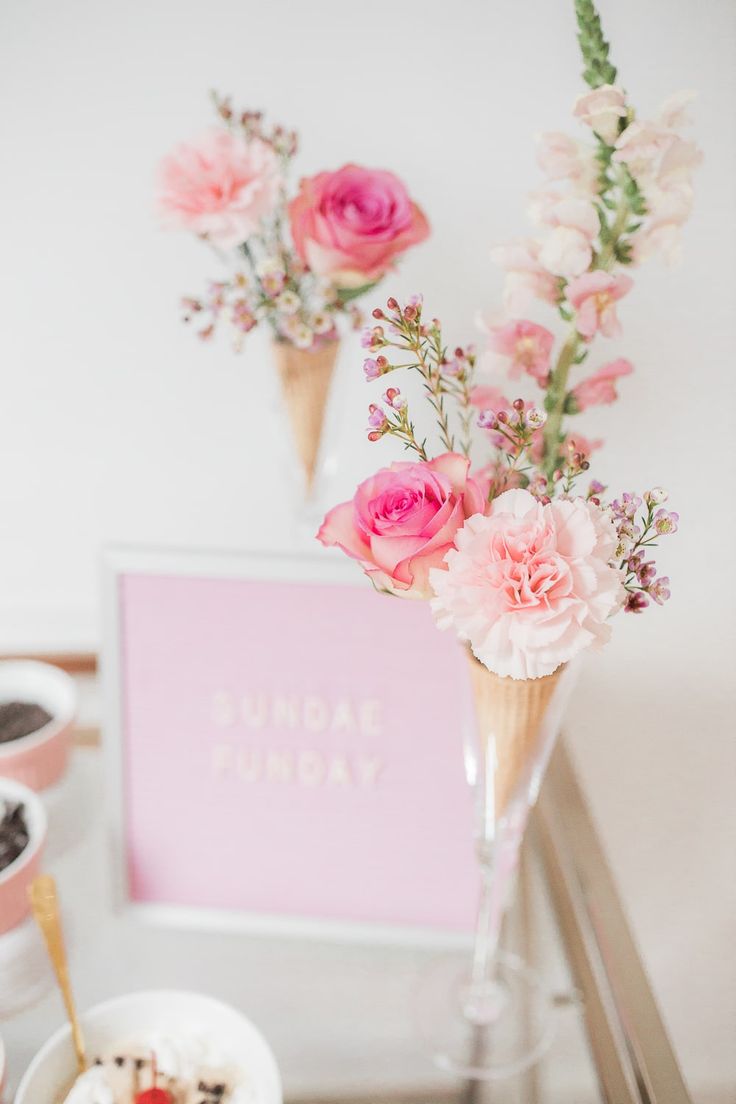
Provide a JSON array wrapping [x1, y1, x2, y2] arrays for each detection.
[[29, 874, 86, 1074]]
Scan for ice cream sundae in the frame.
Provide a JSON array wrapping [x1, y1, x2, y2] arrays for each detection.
[[59, 1033, 258, 1104]]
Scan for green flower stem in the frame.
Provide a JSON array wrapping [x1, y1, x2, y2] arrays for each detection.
[[542, 331, 580, 480], [240, 242, 280, 337], [408, 333, 455, 454], [596, 196, 631, 270]]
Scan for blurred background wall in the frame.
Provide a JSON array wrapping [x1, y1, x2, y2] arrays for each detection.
[[1, 0, 734, 1098]]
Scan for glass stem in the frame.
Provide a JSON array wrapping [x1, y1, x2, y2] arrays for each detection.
[[471, 830, 509, 991], [469, 734, 509, 993]]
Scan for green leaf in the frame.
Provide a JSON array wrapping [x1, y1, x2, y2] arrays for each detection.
[[336, 280, 379, 304]]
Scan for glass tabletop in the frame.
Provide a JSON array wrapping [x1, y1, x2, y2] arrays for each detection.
[[1, 745, 604, 1104]]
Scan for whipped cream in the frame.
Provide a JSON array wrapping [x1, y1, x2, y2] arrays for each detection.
[[59, 1030, 259, 1104], [62, 1065, 114, 1104]]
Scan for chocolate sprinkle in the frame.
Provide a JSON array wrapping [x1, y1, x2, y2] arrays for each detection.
[[0, 700, 53, 744], [0, 801, 30, 873]]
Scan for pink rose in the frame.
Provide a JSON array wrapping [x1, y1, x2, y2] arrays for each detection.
[[430, 489, 623, 679], [571, 358, 634, 410], [486, 320, 554, 383], [317, 453, 484, 599], [157, 130, 281, 248], [289, 164, 429, 287], [566, 271, 633, 340], [573, 84, 628, 145]]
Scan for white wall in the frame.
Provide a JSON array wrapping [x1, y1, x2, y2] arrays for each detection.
[[2, 0, 735, 1097]]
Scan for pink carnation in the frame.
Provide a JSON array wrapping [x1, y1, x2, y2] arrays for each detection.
[[317, 453, 485, 599], [571, 358, 634, 410], [566, 271, 633, 340], [430, 489, 623, 679], [289, 164, 429, 287], [486, 320, 554, 383], [157, 130, 281, 248]]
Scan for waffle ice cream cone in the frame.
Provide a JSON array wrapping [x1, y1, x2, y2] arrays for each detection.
[[466, 651, 565, 818], [273, 339, 340, 490]]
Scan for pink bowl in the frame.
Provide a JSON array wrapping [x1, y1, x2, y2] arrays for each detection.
[[0, 662, 77, 791], [0, 778, 47, 935]]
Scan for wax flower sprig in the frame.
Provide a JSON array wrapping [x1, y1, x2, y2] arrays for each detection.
[[363, 295, 477, 458], [612, 489, 679, 612]]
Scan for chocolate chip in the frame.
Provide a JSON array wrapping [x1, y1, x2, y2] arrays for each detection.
[[135, 1058, 145, 1069], [114, 1055, 125, 1066]]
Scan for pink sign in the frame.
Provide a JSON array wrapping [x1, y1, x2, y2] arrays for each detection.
[[113, 558, 479, 936]]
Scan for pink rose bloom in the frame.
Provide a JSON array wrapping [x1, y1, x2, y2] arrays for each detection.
[[490, 238, 560, 315], [289, 164, 429, 287], [157, 130, 281, 248], [573, 84, 628, 145], [566, 271, 633, 340], [317, 453, 485, 599], [571, 358, 634, 410], [430, 489, 623, 679], [486, 320, 554, 383]]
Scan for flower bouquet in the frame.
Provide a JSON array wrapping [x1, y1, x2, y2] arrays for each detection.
[[158, 95, 429, 492], [318, 0, 697, 1077]]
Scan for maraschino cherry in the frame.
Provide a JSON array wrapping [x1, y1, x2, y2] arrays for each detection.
[[133, 1054, 172, 1104]]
